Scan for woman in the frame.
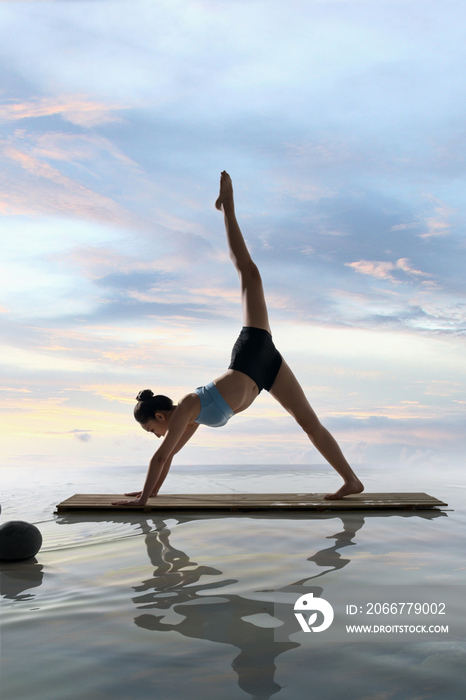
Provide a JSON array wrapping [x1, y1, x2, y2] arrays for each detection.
[[113, 172, 363, 506]]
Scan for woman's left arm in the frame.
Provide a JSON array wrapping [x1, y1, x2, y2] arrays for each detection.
[[142, 421, 199, 498], [112, 400, 199, 506]]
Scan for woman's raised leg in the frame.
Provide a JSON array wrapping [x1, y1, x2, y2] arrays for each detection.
[[216, 171, 271, 333], [269, 359, 364, 499]]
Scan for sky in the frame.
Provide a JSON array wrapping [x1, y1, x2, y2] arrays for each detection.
[[1, 0, 465, 474]]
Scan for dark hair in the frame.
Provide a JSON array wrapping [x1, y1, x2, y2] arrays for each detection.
[[134, 389, 174, 424]]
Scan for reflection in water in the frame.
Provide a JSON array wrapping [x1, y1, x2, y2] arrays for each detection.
[[299, 513, 365, 582], [0, 558, 44, 600], [49, 509, 444, 699], [133, 519, 299, 699], [118, 510, 444, 699]]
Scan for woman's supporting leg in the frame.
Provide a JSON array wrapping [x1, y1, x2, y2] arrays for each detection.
[[269, 359, 364, 499], [216, 171, 271, 333]]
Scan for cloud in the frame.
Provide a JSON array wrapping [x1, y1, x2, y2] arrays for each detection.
[[421, 207, 451, 239], [0, 139, 141, 226], [31, 131, 139, 169], [73, 431, 92, 443], [395, 258, 429, 277], [345, 258, 432, 283], [346, 259, 398, 281], [415, 195, 453, 239], [0, 96, 127, 127]]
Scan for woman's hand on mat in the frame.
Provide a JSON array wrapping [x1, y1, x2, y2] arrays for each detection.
[[111, 496, 148, 506]]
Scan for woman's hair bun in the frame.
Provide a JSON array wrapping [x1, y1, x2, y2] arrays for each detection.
[[136, 389, 155, 402], [133, 392, 174, 423]]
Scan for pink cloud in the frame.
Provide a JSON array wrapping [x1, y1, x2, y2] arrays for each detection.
[[0, 139, 140, 228], [346, 259, 397, 281], [394, 258, 430, 277], [31, 132, 138, 169], [0, 96, 128, 127], [346, 258, 431, 282], [421, 212, 450, 239], [419, 196, 452, 239]]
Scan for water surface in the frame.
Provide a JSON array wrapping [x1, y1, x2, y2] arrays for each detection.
[[1, 463, 465, 699]]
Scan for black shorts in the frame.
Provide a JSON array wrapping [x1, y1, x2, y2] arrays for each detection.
[[228, 327, 283, 393]]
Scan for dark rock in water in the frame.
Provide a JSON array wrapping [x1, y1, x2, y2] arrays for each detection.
[[0, 521, 43, 561]]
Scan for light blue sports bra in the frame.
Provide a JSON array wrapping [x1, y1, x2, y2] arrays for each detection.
[[194, 382, 235, 427]]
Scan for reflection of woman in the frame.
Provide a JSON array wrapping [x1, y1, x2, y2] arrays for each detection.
[[113, 172, 363, 507]]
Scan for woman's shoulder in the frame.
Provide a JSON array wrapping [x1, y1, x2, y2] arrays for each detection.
[[175, 391, 201, 420]]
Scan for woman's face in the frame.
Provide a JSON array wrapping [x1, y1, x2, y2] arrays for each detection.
[[141, 414, 169, 438]]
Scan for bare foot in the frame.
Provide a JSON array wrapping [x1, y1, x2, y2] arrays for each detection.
[[324, 478, 364, 500], [215, 170, 233, 210]]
